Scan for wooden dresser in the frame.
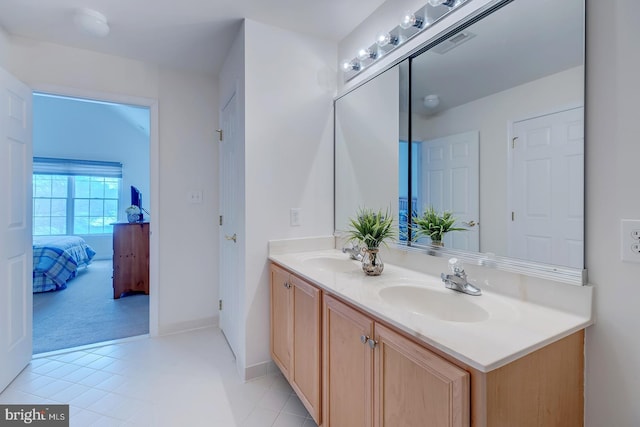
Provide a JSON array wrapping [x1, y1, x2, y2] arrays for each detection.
[[113, 222, 149, 299]]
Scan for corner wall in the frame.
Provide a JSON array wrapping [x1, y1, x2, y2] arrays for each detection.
[[584, 1, 640, 425], [243, 20, 336, 372]]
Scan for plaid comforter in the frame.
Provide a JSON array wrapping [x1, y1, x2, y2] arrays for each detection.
[[33, 236, 96, 293]]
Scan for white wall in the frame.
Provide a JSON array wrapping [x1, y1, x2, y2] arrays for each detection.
[[243, 19, 335, 372], [412, 66, 583, 256], [335, 66, 399, 232], [33, 95, 150, 260], [585, 1, 640, 425], [7, 36, 220, 335], [0, 27, 9, 69]]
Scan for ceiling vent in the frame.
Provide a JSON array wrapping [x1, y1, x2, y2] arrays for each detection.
[[431, 31, 476, 54]]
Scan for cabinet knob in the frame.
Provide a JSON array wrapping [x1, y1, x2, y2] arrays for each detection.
[[360, 335, 369, 344], [368, 339, 378, 349], [284, 282, 291, 289]]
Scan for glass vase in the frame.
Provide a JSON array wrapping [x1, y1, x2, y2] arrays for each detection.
[[362, 248, 384, 276]]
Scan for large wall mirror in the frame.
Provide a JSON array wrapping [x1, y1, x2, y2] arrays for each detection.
[[335, 0, 585, 283]]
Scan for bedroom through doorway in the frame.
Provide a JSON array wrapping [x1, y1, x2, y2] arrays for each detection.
[[31, 93, 151, 354]]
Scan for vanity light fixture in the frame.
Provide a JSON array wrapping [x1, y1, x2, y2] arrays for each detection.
[[73, 8, 110, 37], [342, 0, 469, 80], [400, 11, 425, 30], [376, 32, 399, 48]]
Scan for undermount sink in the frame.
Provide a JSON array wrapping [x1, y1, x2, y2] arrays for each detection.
[[378, 285, 490, 323], [302, 256, 360, 273]]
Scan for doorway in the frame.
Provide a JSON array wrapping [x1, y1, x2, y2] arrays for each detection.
[[31, 93, 152, 353]]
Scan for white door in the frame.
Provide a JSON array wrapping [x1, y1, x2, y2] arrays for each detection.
[[418, 131, 479, 251], [508, 107, 584, 268], [0, 67, 33, 392], [219, 92, 240, 357]]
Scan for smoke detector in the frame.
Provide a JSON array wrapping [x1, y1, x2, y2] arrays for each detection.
[[74, 8, 110, 37]]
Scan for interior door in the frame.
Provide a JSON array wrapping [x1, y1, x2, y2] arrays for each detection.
[[508, 107, 584, 268], [219, 92, 240, 357], [418, 131, 479, 251], [0, 67, 33, 392]]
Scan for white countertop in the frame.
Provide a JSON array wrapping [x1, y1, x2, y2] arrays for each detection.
[[269, 247, 593, 373]]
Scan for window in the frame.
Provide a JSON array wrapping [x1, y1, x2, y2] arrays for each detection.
[[33, 158, 123, 236]]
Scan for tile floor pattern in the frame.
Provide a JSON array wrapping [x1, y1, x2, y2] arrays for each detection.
[[0, 327, 317, 427]]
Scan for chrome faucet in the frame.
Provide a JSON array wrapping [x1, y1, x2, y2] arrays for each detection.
[[441, 258, 482, 296], [342, 243, 363, 261]]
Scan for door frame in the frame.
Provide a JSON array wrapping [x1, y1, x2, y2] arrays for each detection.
[[30, 83, 160, 336]]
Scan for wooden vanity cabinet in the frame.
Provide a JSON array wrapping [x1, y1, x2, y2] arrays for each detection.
[[269, 264, 322, 424], [323, 294, 375, 427], [323, 294, 469, 427], [270, 261, 584, 427]]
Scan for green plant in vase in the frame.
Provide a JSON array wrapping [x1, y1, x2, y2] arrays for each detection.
[[347, 207, 395, 276], [412, 206, 466, 247]]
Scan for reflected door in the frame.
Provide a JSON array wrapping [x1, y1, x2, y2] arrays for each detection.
[[417, 131, 479, 251], [508, 107, 584, 268]]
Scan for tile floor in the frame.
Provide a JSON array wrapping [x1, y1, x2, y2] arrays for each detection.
[[0, 327, 317, 427]]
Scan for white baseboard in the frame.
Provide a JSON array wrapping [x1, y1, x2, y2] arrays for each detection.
[[244, 360, 278, 381], [158, 315, 218, 336]]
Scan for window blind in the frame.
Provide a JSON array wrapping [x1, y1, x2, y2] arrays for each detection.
[[33, 157, 123, 178]]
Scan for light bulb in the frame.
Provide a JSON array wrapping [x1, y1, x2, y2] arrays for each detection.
[[428, 0, 456, 7], [342, 60, 360, 72], [376, 32, 399, 48], [357, 48, 376, 61], [399, 11, 424, 30]]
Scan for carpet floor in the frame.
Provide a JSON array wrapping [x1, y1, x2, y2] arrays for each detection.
[[33, 259, 149, 354]]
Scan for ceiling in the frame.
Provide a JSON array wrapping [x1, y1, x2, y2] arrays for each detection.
[[410, 0, 583, 115], [0, 0, 386, 75]]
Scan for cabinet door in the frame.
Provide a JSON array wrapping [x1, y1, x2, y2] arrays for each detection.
[[374, 323, 470, 427], [270, 264, 292, 377], [323, 295, 374, 427], [290, 275, 322, 424]]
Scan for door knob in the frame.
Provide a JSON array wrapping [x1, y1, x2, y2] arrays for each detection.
[[463, 220, 478, 227], [225, 233, 237, 243]]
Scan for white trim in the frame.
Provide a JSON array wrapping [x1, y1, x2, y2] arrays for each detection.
[[27, 83, 161, 337]]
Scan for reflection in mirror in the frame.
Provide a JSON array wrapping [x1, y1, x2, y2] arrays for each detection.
[[335, 61, 409, 233], [409, 0, 584, 269]]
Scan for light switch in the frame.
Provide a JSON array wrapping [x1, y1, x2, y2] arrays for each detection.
[[290, 208, 301, 227], [621, 219, 640, 262]]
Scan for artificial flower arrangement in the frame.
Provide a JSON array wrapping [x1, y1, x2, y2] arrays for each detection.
[[347, 207, 395, 275]]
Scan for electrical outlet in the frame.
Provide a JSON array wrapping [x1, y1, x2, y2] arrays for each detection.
[[188, 190, 203, 204], [621, 219, 640, 262], [290, 208, 301, 227]]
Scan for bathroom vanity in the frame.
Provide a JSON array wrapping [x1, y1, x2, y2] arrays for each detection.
[[268, 242, 591, 427]]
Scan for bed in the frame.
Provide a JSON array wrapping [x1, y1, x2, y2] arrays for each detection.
[[33, 236, 96, 293]]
